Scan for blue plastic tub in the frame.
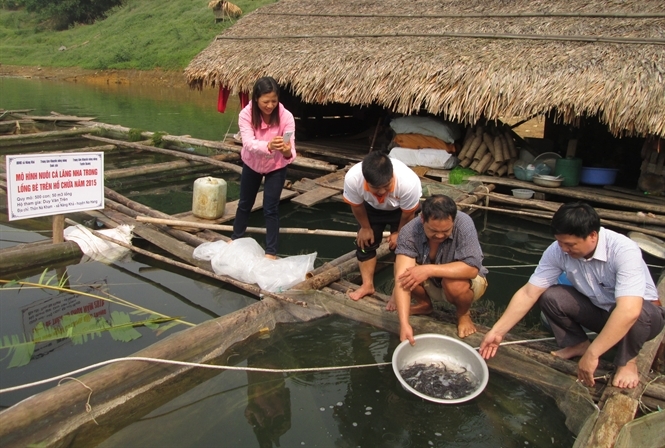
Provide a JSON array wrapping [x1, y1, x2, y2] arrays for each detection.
[[580, 167, 619, 186]]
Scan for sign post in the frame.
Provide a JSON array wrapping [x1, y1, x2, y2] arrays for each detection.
[[5, 152, 105, 242]]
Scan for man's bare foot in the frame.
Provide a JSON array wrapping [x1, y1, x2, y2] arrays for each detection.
[[410, 301, 433, 315], [385, 296, 433, 314], [551, 340, 590, 359], [612, 359, 640, 389], [264, 254, 277, 260], [457, 313, 476, 338], [348, 284, 375, 301]]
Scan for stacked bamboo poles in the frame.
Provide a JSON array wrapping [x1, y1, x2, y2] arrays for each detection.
[[457, 123, 519, 178]]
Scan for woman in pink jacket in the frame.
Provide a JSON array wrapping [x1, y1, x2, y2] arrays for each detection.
[[231, 77, 296, 258]]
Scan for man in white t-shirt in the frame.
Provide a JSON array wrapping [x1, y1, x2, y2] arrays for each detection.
[[480, 202, 664, 389], [343, 151, 422, 301]]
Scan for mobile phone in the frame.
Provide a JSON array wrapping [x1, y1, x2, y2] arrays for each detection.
[[282, 131, 293, 143]]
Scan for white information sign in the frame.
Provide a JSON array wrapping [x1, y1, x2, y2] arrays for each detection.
[[6, 152, 104, 221]]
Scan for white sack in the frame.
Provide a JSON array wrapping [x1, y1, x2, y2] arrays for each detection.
[[389, 147, 457, 169], [389, 116, 461, 143], [63, 224, 133, 263]]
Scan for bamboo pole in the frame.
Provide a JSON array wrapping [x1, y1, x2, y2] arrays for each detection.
[[486, 160, 503, 175], [103, 187, 220, 247], [505, 131, 518, 159], [492, 134, 504, 162], [135, 216, 389, 238], [467, 174, 665, 214], [487, 191, 665, 226], [464, 202, 665, 239], [472, 142, 489, 161], [465, 134, 483, 160], [459, 158, 473, 168], [500, 135, 511, 161], [475, 152, 493, 173], [105, 153, 240, 180], [484, 133, 501, 162], [84, 134, 243, 174]]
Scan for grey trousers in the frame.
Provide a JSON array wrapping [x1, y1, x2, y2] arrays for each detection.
[[539, 285, 665, 366]]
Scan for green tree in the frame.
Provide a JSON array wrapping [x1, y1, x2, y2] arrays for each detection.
[[22, 0, 123, 30]]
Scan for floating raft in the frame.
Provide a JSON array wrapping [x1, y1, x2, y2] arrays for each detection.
[[1, 111, 664, 448]]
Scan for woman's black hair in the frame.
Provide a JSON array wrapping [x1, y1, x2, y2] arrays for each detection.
[[361, 151, 393, 187], [251, 76, 280, 129], [421, 195, 457, 222], [551, 202, 600, 238]]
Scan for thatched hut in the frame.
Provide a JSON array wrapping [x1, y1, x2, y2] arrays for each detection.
[[186, 0, 665, 188], [186, 0, 665, 138]]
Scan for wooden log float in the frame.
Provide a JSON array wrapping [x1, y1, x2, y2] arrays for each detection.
[[2, 221, 663, 447], [292, 243, 392, 291], [0, 240, 82, 275], [20, 115, 97, 122], [76, 121, 337, 172], [0, 126, 100, 146], [105, 153, 240, 180], [0, 297, 327, 448], [577, 326, 665, 448], [84, 134, 243, 174]]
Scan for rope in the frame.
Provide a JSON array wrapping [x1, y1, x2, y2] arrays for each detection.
[[0, 357, 392, 394], [0, 335, 596, 395]]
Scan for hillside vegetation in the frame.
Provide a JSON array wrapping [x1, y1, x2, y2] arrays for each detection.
[[0, 0, 274, 70]]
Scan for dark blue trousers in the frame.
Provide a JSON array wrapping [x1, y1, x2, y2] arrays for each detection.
[[232, 164, 287, 256]]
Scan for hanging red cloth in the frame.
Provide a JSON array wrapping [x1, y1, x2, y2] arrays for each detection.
[[239, 91, 249, 109], [217, 86, 231, 113]]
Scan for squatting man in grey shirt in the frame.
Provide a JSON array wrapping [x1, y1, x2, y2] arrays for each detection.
[[389, 195, 488, 340]]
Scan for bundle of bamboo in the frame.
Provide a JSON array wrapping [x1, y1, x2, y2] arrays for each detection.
[[638, 137, 665, 194], [456, 124, 519, 178]]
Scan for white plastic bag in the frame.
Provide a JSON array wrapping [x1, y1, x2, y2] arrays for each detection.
[[209, 238, 265, 284], [192, 240, 229, 261], [252, 253, 317, 293], [192, 237, 316, 292]]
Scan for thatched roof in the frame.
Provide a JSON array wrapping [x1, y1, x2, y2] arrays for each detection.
[[185, 0, 665, 137]]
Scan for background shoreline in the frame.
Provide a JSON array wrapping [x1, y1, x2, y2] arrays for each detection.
[[0, 65, 188, 89]]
